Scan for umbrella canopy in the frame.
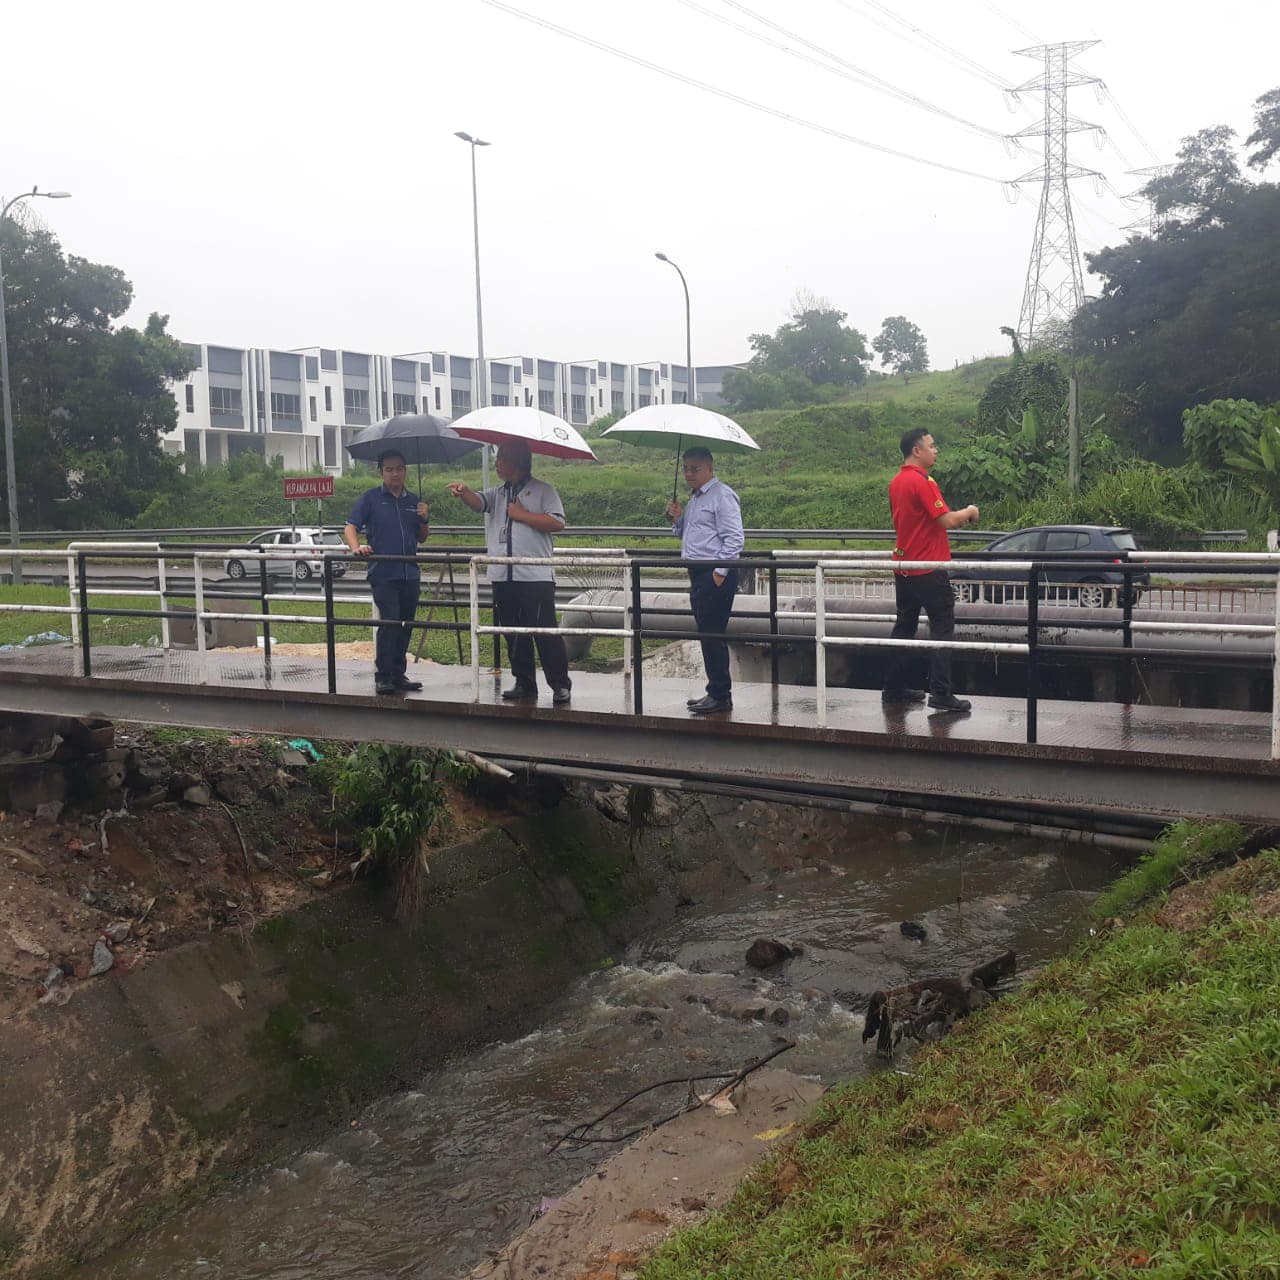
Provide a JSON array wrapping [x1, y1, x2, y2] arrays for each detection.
[[344, 414, 481, 466], [450, 405, 596, 461], [601, 403, 760, 454]]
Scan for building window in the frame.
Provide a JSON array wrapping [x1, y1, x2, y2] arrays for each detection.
[[639, 394, 651, 407], [209, 386, 242, 413], [432, 353, 446, 374], [305, 356, 319, 381], [420, 363, 432, 382], [270, 392, 302, 421], [434, 386, 442, 411], [343, 387, 370, 416], [309, 396, 317, 422], [184, 384, 195, 413], [522, 357, 534, 376], [639, 368, 652, 387], [673, 391, 688, 404], [612, 391, 624, 412], [589, 368, 597, 385], [513, 366, 522, 384], [183, 430, 201, 458], [393, 393, 417, 415], [451, 388, 471, 415], [491, 393, 509, 406], [320, 349, 338, 372], [597, 361, 607, 378], [324, 385, 332, 413], [660, 363, 669, 378], [598, 390, 604, 408], [324, 427, 337, 468], [538, 389, 554, 412], [571, 394, 587, 421]]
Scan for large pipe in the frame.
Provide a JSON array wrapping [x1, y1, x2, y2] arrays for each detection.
[[492, 758, 1155, 854], [559, 590, 1277, 660]]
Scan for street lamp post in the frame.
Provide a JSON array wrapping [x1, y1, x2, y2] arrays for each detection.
[[0, 187, 71, 586], [455, 131, 491, 489], [655, 252, 695, 408]]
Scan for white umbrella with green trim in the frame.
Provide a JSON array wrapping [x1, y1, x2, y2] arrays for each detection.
[[602, 403, 760, 497]]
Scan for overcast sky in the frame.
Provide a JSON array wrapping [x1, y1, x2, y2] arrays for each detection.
[[8, 1, 1277, 370]]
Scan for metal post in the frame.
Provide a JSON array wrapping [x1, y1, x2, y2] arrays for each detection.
[[815, 564, 827, 729], [1120, 564, 1134, 705], [622, 555, 634, 685], [630, 559, 645, 714], [1272, 571, 1280, 760], [655, 253, 695, 406], [768, 560, 780, 688], [323, 556, 337, 695], [193, 551, 207, 655], [469, 556, 481, 702], [457, 132, 492, 491], [157, 551, 171, 650], [1025, 566, 1039, 744], [259, 555, 271, 663], [66, 549, 79, 646], [76, 552, 91, 676], [0, 234, 21, 585]]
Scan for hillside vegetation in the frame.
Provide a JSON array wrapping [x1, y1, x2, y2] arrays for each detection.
[[137, 362, 1006, 536]]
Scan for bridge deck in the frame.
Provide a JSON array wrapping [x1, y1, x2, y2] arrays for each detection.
[[0, 645, 1275, 826]]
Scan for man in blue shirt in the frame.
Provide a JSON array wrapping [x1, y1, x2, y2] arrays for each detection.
[[344, 450, 431, 695], [667, 447, 744, 714]]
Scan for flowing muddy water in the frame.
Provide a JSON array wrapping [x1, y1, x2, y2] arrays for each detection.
[[76, 821, 1122, 1280]]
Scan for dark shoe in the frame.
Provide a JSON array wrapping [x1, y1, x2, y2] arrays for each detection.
[[882, 688, 927, 704], [552, 686, 572, 705], [395, 677, 423, 692], [501, 683, 537, 701], [375, 682, 398, 696], [927, 693, 972, 713], [686, 696, 703, 707], [688, 695, 733, 715]]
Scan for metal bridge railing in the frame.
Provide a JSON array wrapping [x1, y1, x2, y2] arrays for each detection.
[[2, 542, 1279, 758]]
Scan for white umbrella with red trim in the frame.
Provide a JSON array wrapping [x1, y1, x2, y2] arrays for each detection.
[[449, 405, 597, 460]]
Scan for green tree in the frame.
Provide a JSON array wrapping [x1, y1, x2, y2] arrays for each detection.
[[1079, 182, 1280, 453], [872, 316, 929, 383], [737, 296, 875, 401], [1245, 86, 1280, 171], [1143, 124, 1243, 225], [0, 219, 191, 526]]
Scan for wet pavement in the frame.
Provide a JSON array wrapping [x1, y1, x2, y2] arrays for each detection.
[[0, 642, 1272, 765]]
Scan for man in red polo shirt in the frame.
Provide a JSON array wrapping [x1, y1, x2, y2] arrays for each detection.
[[882, 428, 980, 713]]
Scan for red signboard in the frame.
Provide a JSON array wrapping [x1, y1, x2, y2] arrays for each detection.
[[283, 476, 335, 500]]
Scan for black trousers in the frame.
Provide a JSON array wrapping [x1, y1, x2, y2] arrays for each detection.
[[370, 578, 421, 685], [689, 568, 738, 701], [884, 570, 955, 698], [492, 579, 571, 690]]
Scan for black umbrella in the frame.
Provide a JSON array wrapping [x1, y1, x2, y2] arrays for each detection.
[[345, 413, 481, 490]]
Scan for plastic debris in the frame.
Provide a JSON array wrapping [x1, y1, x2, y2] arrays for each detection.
[[286, 738, 324, 762]]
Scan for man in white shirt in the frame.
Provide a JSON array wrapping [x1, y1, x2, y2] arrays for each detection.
[[448, 442, 572, 704]]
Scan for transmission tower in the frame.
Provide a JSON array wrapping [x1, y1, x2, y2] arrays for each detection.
[[1121, 164, 1175, 236], [1008, 41, 1104, 347]]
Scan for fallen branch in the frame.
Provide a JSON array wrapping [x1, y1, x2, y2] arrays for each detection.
[[218, 801, 258, 901], [550, 1039, 795, 1153]]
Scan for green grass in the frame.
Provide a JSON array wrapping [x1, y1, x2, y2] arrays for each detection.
[[640, 837, 1280, 1280]]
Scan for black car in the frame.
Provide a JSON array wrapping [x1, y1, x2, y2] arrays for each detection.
[[950, 525, 1148, 608]]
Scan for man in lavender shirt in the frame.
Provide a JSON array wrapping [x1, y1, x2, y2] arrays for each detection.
[[666, 447, 744, 714]]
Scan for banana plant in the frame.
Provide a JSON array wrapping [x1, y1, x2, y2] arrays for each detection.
[[1223, 414, 1280, 507]]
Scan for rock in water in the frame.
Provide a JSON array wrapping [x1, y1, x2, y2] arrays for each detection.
[[900, 921, 927, 941], [746, 938, 794, 969]]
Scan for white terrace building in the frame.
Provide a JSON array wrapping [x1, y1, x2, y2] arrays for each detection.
[[165, 342, 737, 473]]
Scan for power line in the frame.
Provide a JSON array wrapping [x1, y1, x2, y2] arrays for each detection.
[[478, 0, 1006, 184], [982, 0, 1042, 45], [707, 0, 1021, 146], [1098, 85, 1162, 163], [832, 0, 1014, 94]]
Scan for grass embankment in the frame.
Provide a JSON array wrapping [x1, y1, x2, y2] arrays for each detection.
[[641, 822, 1280, 1279]]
